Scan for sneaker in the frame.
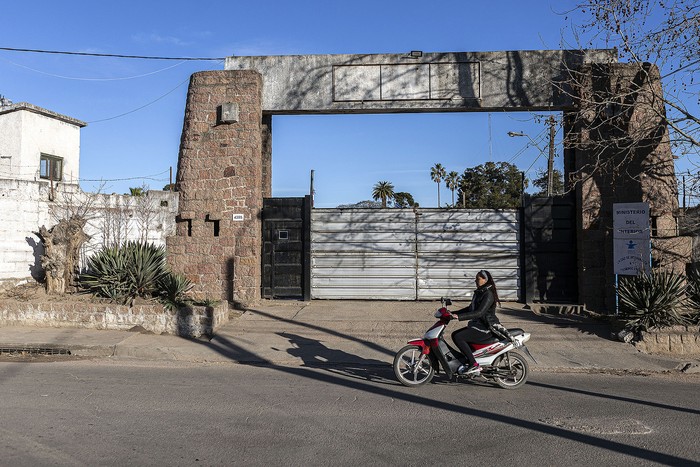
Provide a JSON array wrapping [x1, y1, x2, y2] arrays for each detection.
[[458, 363, 480, 375]]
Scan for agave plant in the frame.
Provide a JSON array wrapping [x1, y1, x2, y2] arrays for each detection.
[[80, 241, 169, 304], [617, 271, 691, 332], [157, 272, 194, 310], [80, 244, 132, 302], [685, 267, 700, 325], [122, 241, 168, 298]]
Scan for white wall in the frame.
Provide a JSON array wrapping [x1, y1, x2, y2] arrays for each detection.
[[0, 179, 51, 285], [0, 103, 180, 289], [0, 111, 22, 180], [0, 179, 179, 287]]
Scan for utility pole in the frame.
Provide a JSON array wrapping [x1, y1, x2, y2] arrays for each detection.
[[683, 174, 686, 210], [310, 169, 315, 208], [547, 115, 556, 197]]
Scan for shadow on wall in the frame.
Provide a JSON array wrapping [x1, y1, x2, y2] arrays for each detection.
[[226, 257, 235, 305], [176, 304, 218, 338], [26, 236, 45, 282]]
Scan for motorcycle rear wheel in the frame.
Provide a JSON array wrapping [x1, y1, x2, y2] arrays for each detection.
[[394, 345, 435, 387], [491, 351, 528, 389]]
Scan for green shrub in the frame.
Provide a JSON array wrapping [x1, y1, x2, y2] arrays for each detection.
[[80, 241, 186, 306], [686, 267, 700, 325], [617, 271, 691, 332], [79, 244, 130, 301], [124, 241, 169, 298], [157, 272, 194, 310]]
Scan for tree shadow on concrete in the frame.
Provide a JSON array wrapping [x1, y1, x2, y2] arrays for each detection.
[[177, 309, 696, 465], [240, 307, 397, 359], [528, 380, 700, 416], [497, 305, 615, 340], [197, 333, 271, 366], [278, 332, 394, 384]]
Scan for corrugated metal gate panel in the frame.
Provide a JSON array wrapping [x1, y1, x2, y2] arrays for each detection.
[[416, 210, 520, 301], [311, 210, 416, 300], [311, 208, 520, 300]]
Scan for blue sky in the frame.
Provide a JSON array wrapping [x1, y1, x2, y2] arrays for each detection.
[[1, 1, 691, 207]]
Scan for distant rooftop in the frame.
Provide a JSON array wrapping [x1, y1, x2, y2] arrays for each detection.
[[0, 101, 87, 128]]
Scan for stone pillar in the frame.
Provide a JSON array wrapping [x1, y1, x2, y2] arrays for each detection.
[[570, 62, 691, 312], [167, 70, 265, 307]]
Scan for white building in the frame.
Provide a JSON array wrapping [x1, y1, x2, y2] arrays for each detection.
[[0, 99, 178, 289], [0, 101, 84, 185]]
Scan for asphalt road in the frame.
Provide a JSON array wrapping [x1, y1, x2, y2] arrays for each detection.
[[1, 359, 698, 466]]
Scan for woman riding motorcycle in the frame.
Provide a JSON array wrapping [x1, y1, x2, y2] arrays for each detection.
[[450, 269, 514, 375]]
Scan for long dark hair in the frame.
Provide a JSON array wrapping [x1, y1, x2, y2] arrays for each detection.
[[477, 269, 500, 306]]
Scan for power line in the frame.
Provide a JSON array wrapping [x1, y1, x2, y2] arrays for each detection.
[[0, 46, 225, 61], [0, 55, 189, 81], [0, 47, 216, 122], [87, 76, 191, 123], [524, 151, 546, 175], [0, 169, 171, 183], [78, 169, 171, 183], [507, 127, 548, 164], [79, 176, 170, 183]]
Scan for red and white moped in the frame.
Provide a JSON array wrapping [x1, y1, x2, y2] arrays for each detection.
[[393, 299, 536, 389]]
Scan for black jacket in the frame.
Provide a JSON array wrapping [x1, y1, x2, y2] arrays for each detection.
[[454, 284, 501, 331]]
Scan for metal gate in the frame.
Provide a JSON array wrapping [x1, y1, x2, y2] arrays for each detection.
[[522, 195, 577, 303], [261, 197, 311, 299], [310, 208, 520, 300]]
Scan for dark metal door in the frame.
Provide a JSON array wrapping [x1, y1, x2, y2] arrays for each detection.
[[262, 197, 310, 299], [522, 195, 578, 303]]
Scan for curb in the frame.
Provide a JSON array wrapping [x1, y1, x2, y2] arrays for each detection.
[[1, 341, 698, 375]]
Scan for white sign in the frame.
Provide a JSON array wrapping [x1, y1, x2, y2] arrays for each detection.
[[613, 238, 650, 275], [232, 213, 245, 221], [613, 203, 650, 238], [613, 202, 650, 275]]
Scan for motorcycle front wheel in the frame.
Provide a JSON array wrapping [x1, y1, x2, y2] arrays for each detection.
[[393, 345, 435, 387], [491, 351, 529, 389]]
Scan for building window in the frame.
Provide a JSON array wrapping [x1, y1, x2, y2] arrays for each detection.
[[40, 154, 63, 181]]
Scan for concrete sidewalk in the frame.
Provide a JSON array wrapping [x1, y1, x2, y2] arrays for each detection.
[[0, 300, 698, 373]]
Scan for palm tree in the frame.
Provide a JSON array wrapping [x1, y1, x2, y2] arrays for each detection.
[[430, 163, 446, 207], [128, 187, 145, 197], [445, 171, 459, 207], [372, 181, 395, 208]]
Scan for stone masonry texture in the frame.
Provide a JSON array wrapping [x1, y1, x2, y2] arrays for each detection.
[[167, 57, 690, 314], [570, 63, 690, 312], [167, 71, 265, 307], [0, 301, 228, 338]]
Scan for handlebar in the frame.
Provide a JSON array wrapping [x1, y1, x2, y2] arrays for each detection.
[[435, 306, 454, 320]]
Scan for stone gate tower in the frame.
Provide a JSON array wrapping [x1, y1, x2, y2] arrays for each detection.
[[166, 70, 268, 306], [168, 51, 690, 312]]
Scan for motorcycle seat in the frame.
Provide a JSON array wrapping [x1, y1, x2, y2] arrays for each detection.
[[470, 328, 526, 346]]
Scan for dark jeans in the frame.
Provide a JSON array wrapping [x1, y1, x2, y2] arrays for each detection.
[[451, 325, 492, 366]]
